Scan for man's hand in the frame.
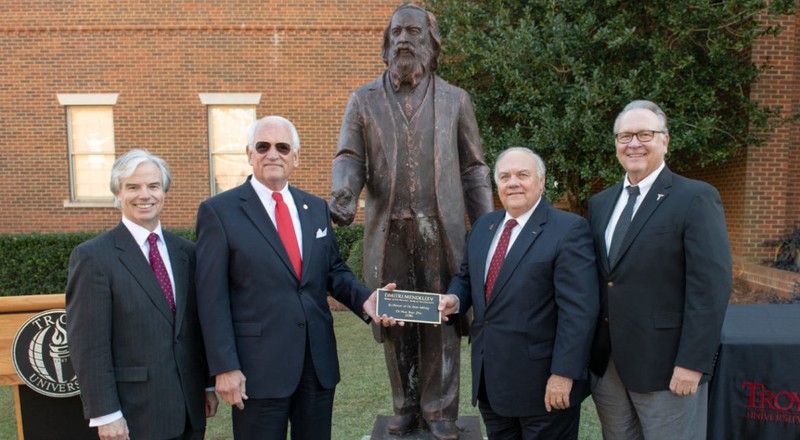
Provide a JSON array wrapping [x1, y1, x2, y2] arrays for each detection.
[[329, 190, 357, 226], [437, 294, 460, 322], [669, 366, 702, 396], [98, 417, 129, 440], [363, 283, 404, 327], [205, 391, 219, 417], [216, 370, 248, 410], [544, 374, 573, 412]]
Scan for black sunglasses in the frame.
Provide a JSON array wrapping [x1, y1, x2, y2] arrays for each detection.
[[254, 141, 293, 156]]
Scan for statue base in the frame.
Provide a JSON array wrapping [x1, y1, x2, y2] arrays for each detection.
[[367, 415, 483, 439]]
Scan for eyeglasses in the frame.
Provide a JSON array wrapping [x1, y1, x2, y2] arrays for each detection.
[[254, 141, 293, 156], [614, 130, 663, 143]]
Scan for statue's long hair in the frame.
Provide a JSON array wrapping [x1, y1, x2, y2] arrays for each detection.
[[381, 4, 441, 72]]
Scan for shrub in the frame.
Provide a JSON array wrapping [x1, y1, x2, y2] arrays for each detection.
[[345, 238, 365, 283], [0, 225, 364, 296], [0, 232, 100, 296], [334, 224, 364, 264]]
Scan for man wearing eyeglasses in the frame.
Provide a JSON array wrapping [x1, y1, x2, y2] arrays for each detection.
[[194, 116, 389, 439], [587, 100, 732, 439]]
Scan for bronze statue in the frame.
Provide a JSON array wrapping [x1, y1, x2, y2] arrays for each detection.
[[329, 4, 494, 439]]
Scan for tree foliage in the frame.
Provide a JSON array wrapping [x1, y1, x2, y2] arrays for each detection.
[[424, 0, 796, 213]]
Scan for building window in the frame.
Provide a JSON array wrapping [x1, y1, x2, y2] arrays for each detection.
[[200, 93, 261, 195], [58, 94, 118, 206], [208, 105, 255, 194]]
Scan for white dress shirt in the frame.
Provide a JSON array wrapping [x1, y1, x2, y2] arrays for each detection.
[[250, 178, 304, 258], [604, 162, 666, 255]]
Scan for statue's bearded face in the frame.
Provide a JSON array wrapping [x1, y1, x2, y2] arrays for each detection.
[[387, 8, 433, 91]]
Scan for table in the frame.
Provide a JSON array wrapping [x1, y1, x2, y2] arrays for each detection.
[[708, 304, 800, 440]]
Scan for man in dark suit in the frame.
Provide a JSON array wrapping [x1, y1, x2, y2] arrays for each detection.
[[66, 150, 218, 440], [439, 147, 599, 439], [195, 116, 386, 440], [588, 100, 732, 439], [329, 5, 494, 437]]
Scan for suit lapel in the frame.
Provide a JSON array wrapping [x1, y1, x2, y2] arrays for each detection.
[[611, 168, 673, 270], [472, 211, 504, 313], [597, 183, 624, 274], [113, 224, 175, 324], [370, 74, 399, 192], [238, 181, 298, 280], [432, 77, 447, 198], [164, 233, 188, 335], [291, 186, 315, 287], [487, 201, 547, 306]]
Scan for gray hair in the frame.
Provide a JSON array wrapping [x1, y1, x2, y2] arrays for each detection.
[[494, 147, 546, 183], [613, 100, 669, 135], [110, 149, 171, 209], [246, 116, 301, 152]]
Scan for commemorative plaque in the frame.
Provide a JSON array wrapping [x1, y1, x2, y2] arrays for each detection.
[[376, 289, 441, 324]]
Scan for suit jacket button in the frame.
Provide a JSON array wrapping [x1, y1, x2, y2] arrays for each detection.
[[604, 317, 609, 323], [298, 322, 305, 328], [607, 281, 614, 288]]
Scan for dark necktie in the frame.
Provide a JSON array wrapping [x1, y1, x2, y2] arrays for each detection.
[[485, 219, 518, 303], [147, 233, 175, 314], [272, 192, 302, 281], [608, 185, 640, 267]]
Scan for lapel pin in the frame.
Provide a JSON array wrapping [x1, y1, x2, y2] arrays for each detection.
[[303, 204, 308, 210], [656, 194, 665, 201], [489, 224, 494, 230]]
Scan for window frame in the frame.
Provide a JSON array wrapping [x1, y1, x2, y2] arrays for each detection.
[[57, 93, 119, 207], [199, 93, 261, 196]]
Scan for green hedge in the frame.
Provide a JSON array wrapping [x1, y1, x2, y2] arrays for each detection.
[[0, 225, 364, 297]]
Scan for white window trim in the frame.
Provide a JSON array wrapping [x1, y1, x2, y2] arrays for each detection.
[[59, 93, 119, 207], [63, 199, 115, 208], [199, 93, 261, 105], [57, 93, 119, 106], [201, 93, 261, 196]]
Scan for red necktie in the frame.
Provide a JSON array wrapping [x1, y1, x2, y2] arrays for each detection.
[[147, 233, 176, 314], [485, 219, 518, 303], [272, 192, 302, 281]]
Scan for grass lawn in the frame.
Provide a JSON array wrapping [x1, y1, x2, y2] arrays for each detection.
[[0, 311, 602, 439]]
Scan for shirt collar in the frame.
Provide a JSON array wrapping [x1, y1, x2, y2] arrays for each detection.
[[624, 161, 665, 194], [121, 216, 164, 246], [249, 177, 290, 201], [503, 196, 541, 229]]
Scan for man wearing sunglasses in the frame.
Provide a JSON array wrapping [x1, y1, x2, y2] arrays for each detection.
[[588, 100, 732, 439], [195, 116, 387, 439]]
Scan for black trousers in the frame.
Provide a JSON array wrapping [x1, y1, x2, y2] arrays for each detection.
[[232, 342, 335, 440], [167, 413, 205, 440], [478, 375, 580, 440]]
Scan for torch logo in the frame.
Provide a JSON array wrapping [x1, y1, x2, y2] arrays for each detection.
[[12, 309, 80, 397]]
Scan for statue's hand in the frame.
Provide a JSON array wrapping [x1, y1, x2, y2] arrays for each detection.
[[330, 190, 357, 226]]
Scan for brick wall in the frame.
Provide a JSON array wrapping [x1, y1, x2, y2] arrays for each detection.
[[683, 11, 799, 263], [0, 0, 399, 232], [743, 11, 799, 261], [1, 0, 798, 268]]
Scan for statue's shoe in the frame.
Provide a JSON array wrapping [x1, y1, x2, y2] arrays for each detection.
[[387, 413, 419, 436]]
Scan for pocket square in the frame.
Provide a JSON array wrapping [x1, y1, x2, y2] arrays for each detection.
[[316, 228, 328, 238]]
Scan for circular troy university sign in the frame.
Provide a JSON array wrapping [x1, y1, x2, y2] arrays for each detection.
[[12, 309, 80, 397]]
